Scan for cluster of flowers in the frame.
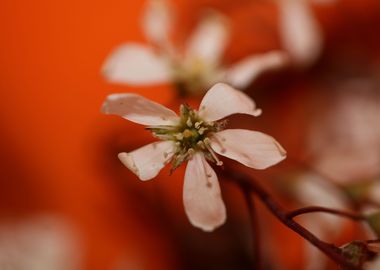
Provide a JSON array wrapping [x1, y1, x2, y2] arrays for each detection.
[[101, 1, 380, 269]]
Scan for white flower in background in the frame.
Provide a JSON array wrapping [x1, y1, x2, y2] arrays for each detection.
[[277, 0, 336, 67], [294, 172, 349, 270], [0, 216, 81, 270], [102, 83, 286, 231], [365, 255, 380, 270], [102, 0, 289, 95], [308, 78, 380, 184]]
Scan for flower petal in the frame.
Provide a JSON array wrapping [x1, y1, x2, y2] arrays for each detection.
[[118, 141, 175, 181], [210, 129, 286, 169], [198, 83, 262, 122], [185, 13, 229, 66], [102, 93, 179, 126], [183, 153, 226, 232], [224, 51, 289, 89], [142, 0, 173, 46], [278, 0, 322, 66], [102, 44, 172, 85]]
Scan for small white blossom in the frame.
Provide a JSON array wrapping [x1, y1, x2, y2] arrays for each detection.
[[102, 83, 286, 231], [0, 216, 81, 270], [102, 0, 289, 95]]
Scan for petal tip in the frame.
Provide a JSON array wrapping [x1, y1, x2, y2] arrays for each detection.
[[118, 152, 147, 180]]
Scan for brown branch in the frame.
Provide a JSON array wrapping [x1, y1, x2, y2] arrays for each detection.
[[223, 169, 361, 270], [286, 206, 366, 221], [241, 185, 262, 270]]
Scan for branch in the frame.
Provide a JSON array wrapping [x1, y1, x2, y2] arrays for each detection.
[[241, 184, 262, 270], [223, 169, 361, 270], [286, 206, 366, 221]]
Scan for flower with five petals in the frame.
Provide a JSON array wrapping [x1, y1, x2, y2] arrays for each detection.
[[102, 83, 286, 231], [102, 0, 289, 96]]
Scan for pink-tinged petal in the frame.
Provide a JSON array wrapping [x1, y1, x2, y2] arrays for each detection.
[[210, 129, 286, 169], [185, 13, 229, 66], [102, 44, 172, 85], [102, 93, 179, 126], [183, 153, 226, 232], [118, 141, 175, 181], [142, 0, 173, 46], [224, 51, 289, 89], [198, 83, 262, 122], [278, 0, 322, 66]]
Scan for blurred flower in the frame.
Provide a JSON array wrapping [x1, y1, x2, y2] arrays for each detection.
[[293, 172, 349, 270], [308, 78, 380, 184], [102, 0, 289, 96], [366, 255, 380, 270], [102, 83, 286, 231], [277, 0, 336, 67], [0, 216, 81, 270]]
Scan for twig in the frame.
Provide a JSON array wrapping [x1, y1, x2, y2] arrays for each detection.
[[241, 185, 262, 270], [286, 206, 366, 221], [223, 169, 360, 270]]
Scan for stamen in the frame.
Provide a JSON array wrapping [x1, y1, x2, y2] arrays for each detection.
[[194, 121, 203, 129], [198, 127, 206, 135], [174, 133, 184, 140], [186, 117, 193, 127], [203, 138, 223, 166], [183, 129, 193, 138]]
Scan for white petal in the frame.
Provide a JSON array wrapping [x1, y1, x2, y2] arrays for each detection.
[[198, 83, 262, 122], [118, 141, 175, 181], [102, 44, 172, 85], [210, 129, 286, 169], [278, 0, 322, 66], [102, 93, 179, 126], [185, 13, 229, 66], [142, 0, 173, 46], [183, 153, 226, 232], [224, 51, 289, 89]]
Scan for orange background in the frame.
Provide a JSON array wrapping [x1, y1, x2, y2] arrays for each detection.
[[1, 0, 380, 269]]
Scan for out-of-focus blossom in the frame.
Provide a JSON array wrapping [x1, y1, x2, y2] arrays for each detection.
[[0, 216, 81, 270], [277, 0, 336, 67], [293, 172, 349, 270], [365, 255, 380, 270], [102, 83, 286, 231], [308, 78, 380, 184], [102, 0, 289, 95]]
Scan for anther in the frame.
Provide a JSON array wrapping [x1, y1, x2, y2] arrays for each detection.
[[186, 117, 192, 127]]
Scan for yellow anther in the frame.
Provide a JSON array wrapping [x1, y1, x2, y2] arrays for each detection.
[[183, 129, 193, 138]]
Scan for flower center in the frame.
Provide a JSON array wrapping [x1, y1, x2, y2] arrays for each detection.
[[172, 58, 218, 96], [147, 104, 225, 172]]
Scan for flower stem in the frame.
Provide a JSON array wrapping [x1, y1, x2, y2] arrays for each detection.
[[286, 206, 366, 221], [223, 169, 361, 270], [240, 184, 262, 270]]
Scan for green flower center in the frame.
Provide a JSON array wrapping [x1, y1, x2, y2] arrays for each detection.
[[147, 104, 225, 172]]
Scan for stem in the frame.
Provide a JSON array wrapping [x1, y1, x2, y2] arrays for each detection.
[[286, 206, 366, 221], [223, 169, 361, 270], [241, 186, 262, 270], [366, 239, 380, 244]]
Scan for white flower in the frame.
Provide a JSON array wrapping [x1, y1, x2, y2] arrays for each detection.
[[277, 0, 336, 67], [102, 83, 286, 231], [294, 173, 349, 270], [308, 78, 380, 184], [102, 0, 289, 95], [0, 216, 81, 270]]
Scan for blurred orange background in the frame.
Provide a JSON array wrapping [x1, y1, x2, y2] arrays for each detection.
[[1, 0, 380, 269]]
